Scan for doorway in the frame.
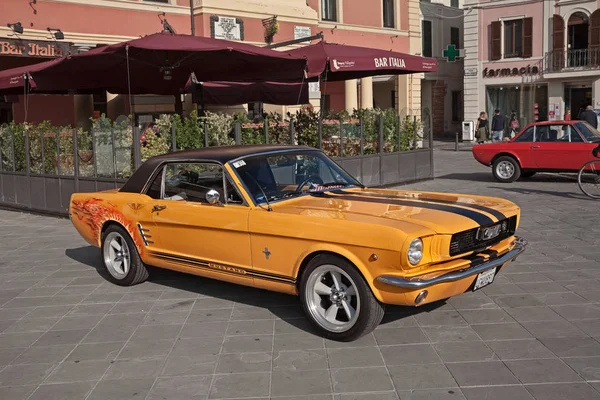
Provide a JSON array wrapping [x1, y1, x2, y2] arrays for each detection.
[[568, 12, 590, 67], [565, 86, 592, 119]]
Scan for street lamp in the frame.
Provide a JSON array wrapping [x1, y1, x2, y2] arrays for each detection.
[[7, 22, 23, 34], [47, 28, 65, 40]]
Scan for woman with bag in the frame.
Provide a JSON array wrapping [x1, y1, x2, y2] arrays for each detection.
[[475, 111, 489, 144], [509, 111, 520, 138]]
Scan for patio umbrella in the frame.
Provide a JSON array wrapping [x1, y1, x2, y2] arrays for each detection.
[[288, 41, 438, 81], [0, 31, 308, 95], [190, 41, 438, 106]]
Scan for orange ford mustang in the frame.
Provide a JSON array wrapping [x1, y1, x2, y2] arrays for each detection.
[[70, 145, 526, 341]]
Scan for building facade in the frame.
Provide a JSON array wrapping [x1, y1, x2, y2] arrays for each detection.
[[464, 0, 600, 132], [1, 0, 424, 130], [420, 0, 464, 138]]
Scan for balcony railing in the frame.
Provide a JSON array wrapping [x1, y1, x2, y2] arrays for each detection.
[[545, 48, 600, 73]]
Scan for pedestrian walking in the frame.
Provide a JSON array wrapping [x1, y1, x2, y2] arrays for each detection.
[[475, 111, 489, 144], [564, 108, 571, 121], [509, 111, 519, 138], [580, 105, 598, 129], [491, 109, 506, 143]]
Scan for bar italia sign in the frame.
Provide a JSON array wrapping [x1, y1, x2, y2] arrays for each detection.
[[0, 38, 71, 58], [483, 65, 540, 77]]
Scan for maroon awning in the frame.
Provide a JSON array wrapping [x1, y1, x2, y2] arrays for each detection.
[[0, 32, 307, 95], [288, 41, 438, 81], [192, 81, 308, 106]]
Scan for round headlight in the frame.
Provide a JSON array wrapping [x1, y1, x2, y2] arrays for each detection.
[[408, 238, 423, 265]]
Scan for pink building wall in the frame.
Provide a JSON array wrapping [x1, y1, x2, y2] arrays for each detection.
[[479, 2, 545, 61]]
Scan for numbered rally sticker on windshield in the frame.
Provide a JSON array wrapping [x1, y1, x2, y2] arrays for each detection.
[[232, 160, 246, 168], [309, 184, 345, 192]]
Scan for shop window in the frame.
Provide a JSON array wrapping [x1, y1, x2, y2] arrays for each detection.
[[422, 20, 432, 57], [322, 0, 337, 22], [451, 0, 459, 7], [490, 17, 533, 60], [486, 84, 548, 130], [247, 102, 264, 121], [451, 91, 462, 122], [383, 0, 395, 28], [450, 27, 460, 48], [93, 92, 108, 117]]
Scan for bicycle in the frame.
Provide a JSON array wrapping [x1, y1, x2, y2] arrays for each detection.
[[578, 144, 600, 198]]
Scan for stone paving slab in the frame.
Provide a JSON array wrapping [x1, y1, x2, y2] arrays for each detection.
[[1, 147, 600, 399]]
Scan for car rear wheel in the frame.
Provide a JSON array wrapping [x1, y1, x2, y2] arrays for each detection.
[[492, 156, 521, 183], [101, 225, 149, 286], [300, 254, 385, 341]]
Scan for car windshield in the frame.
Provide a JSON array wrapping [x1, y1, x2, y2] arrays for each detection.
[[232, 150, 362, 204], [574, 122, 600, 142]]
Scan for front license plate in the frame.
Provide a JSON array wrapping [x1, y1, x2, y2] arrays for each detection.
[[473, 268, 496, 291]]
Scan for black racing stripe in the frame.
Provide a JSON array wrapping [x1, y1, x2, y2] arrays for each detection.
[[331, 189, 507, 221], [467, 255, 486, 267], [319, 193, 495, 226], [480, 249, 499, 259], [149, 251, 296, 285]]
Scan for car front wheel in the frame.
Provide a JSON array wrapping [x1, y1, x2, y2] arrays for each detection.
[[101, 225, 149, 286], [299, 254, 385, 341], [492, 156, 521, 183]]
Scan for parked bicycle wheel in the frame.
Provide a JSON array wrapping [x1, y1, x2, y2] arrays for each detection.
[[578, 160, 600, 199]]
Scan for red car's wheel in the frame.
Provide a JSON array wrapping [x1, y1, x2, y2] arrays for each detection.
[[492, 156, 521, 183]]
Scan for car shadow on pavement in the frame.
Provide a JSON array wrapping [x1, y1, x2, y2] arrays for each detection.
[[489, 186, 592, 200], [438, 172, 577, 184], [65, 245, 446, 334]]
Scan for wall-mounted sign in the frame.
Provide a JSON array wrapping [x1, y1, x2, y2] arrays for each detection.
[[294, 26, 311, 44], [210, 15, 244, 41], [0, 38, 71, 58], [464, 67, 477, 76], [482, 65, 540, 78]]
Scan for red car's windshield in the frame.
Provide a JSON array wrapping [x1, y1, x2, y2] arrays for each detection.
[[574, 122, 600, 142]]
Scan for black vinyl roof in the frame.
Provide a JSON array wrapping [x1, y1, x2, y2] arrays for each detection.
[[120, 144, 315, 194]]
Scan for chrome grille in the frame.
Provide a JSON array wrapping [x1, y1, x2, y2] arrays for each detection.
[[449, 216, 517, 256]]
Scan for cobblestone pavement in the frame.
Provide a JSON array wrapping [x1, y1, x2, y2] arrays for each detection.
[[1, 145, 600, 399]]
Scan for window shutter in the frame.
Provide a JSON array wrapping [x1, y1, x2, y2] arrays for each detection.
[[591, 10, 600, 50], [553, 15, 565, 51], [491, 21, 502, 60], [522, 17, 533, 58]]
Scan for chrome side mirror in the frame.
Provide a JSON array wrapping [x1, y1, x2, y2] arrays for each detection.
[[206, 189, 220, 204]]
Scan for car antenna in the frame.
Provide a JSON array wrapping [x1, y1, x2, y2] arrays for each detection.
[[244, 172, 272, 212]]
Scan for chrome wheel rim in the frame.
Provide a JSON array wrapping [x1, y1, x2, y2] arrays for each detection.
[[496, 161, 515, 179], [103, 232, 131, 279], [305, 265, 360, 333]]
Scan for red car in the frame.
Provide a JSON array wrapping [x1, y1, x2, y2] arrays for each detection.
[[472, 120, 600, 182]]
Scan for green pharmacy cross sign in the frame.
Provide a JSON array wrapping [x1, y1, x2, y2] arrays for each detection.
[[443, 45, 461, 62]]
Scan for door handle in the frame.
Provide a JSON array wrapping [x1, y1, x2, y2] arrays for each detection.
[[530, 145, 540, 149], [152, 205, 167, 212]]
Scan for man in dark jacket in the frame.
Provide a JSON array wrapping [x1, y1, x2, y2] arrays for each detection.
[[580, 105, 598, 129], [491, 109, 506, 142]]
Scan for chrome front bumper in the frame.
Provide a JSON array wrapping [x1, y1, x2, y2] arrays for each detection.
[[377, 236, 528, 289]]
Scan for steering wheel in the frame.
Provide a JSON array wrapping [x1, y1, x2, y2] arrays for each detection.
[[296, 175, 324, 192]]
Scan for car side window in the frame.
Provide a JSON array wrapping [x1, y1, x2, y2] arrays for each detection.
[[514, 127, 534, 142], [163, 163, 224, 203], [556, 125, 584, 142], [146, 168, 163, 200]]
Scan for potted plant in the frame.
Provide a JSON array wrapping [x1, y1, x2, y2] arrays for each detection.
[[262, 16, 279, 44]]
